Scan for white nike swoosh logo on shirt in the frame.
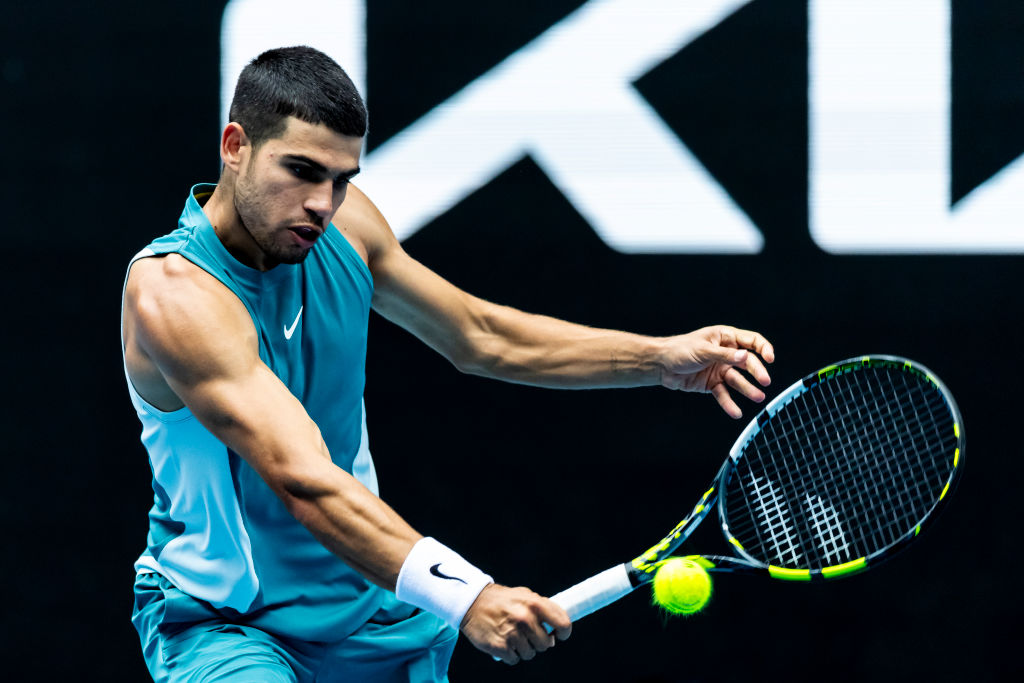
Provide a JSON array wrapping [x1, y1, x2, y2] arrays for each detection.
[[284, 306, 303, 340]]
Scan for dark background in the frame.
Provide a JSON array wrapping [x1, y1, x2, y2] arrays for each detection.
[[2, 1, 1021, 681]]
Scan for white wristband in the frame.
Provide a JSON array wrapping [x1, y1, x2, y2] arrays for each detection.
[[395, 537, 493, 630]]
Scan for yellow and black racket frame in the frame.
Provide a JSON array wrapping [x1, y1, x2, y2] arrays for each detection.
[[626, 355, 964, 586]]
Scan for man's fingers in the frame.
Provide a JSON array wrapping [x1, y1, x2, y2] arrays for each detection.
[[511, 635, 538, 661], [705, 344, 747, 369], [468, 585, 570, 665], [537, 598, 572, 641], [744, 352, 772, 386], [731, 327, 775, 363], [711, 382, 743, 419], [517, 621, 553, 657], [707, 333, 772, 387], [715, 326, 774, 363], [501, 601, 562, 664], [486, 596, 576, 663], [724, 367, 766, 403]]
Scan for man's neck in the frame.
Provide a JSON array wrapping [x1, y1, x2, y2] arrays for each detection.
[[201, 182, 275, 271]]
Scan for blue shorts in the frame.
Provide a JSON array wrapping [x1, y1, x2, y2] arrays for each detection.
[[132, 572, 457, 682]]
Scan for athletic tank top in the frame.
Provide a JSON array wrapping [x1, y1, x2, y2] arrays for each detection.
[[122, 184, 386, 641]]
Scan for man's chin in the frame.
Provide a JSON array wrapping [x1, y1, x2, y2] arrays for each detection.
[[277, 250, 311, 265], [266, 242, 313, 266]]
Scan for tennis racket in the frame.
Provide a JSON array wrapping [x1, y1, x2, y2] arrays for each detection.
[[549, 355, 964, 621]]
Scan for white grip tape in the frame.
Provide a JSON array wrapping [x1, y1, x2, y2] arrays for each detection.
[[549, 563, 635, 622], [491, 563, 635, 660]]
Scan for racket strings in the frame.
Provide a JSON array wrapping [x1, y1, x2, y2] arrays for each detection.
[[825, 375, 950, 550], [791, 371, 950, 557], [812, 371, 952, 547], [787, 377, 950, 545], [725, 366, 957, 569], [768, 374, 950, 563]]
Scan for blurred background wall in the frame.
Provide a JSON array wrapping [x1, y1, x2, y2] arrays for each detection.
[[2, 1, 1021, 680]]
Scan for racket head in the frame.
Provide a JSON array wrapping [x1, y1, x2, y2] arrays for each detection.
[[716, 356, 963, 581]]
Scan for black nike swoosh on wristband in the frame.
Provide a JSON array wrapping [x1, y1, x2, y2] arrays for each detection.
[[430, 563, 468, 584]]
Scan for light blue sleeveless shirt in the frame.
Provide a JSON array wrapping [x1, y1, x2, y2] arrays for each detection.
[[123, 184, 386, 641]]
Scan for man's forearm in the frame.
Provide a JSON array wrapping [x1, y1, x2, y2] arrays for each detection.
[[455, 301, 668, 388], [278, 462, 499, 632], [276, 459, 422, 589]]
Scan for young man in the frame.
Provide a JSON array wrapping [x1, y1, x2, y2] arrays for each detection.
[[122, 46, 774, 682]]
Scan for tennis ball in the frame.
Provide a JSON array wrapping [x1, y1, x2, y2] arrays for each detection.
[[651, 557, 712, 616]]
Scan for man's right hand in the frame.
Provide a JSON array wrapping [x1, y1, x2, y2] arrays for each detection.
[[460, 584, 573, 664]]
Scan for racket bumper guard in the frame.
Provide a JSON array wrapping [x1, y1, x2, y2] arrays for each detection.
[[821, 557, 867, 579], [768, 566, 812, 581]]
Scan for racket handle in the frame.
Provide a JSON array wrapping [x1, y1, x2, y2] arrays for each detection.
[[548, 563, 635, 623], [491, 564, 635, 661]]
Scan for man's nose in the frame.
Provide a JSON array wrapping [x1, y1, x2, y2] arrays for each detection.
[[305, 181, 334, 219]]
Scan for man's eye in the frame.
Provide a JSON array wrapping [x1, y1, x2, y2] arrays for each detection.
[[290, 165, 314, 180]]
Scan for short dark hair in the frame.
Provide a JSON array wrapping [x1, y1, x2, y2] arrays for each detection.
[[228, 46, 367, 145]]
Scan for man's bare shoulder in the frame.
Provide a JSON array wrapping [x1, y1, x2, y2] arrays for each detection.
[[331, 183, 401, 268], [125, 254, 255, 376], [127, 254, 244, 322], [127, 251, 200, 290]]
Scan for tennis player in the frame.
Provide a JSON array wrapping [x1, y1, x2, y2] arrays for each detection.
[[121, 46, 774, 682]]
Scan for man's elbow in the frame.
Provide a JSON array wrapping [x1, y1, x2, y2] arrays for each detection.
[[448, 334, 505, 378], [267, 460, 338, 504]]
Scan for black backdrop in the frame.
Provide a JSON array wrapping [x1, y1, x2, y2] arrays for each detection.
[[2, 1, 1021, 681]]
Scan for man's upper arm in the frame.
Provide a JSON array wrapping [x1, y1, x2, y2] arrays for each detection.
[[337, 184, 488, 369], [125, 256, 332, 491]]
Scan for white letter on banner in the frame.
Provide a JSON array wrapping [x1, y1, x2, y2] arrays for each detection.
[[809, 0, 1024, 253], [356, 0, 763, 253]]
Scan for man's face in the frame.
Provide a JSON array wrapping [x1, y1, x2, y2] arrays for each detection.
[[233, 117, 362, 268]]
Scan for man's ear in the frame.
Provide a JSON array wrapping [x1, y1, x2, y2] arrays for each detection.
[[220, 122, 249, 172]]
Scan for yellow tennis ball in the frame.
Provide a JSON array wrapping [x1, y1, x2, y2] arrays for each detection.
[[652, 557, 712, 615]]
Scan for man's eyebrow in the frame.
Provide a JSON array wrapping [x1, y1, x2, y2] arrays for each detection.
[[282, 154, 360, 180]]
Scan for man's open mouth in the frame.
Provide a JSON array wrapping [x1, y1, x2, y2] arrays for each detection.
[[288, 225, 322, 247]]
